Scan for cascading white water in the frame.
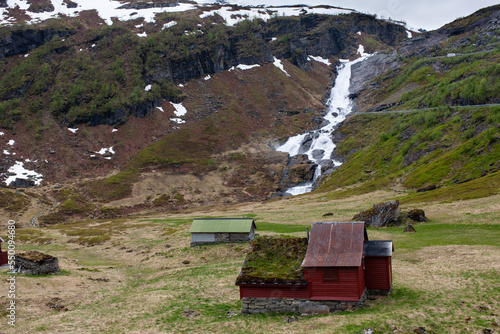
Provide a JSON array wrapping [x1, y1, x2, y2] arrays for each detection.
[[277, 46, 372, 195]]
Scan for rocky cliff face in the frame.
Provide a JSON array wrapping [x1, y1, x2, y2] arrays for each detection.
[[0, 27, 74, 59]]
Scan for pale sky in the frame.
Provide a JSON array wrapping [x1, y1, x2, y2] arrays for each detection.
[[203, 0, 500, 30]]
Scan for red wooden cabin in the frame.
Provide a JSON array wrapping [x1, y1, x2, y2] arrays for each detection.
[[237, 222, 393, 308], [0, 237, 8, 266], [302, 222, 368, 301]]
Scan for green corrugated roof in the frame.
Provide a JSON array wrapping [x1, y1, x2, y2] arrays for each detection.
[[189, 218, 256, 233]]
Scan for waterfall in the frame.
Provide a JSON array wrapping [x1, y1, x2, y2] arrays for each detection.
[[277, 46, 373, 196]]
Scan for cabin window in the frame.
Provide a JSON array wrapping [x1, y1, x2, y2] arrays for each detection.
[[323, 268, 338, 282]]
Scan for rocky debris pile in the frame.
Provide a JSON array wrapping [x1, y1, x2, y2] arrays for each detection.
[[46, 298, 68, 312], [9, 178, 35, 188], [353, 200, 428, 227], [182, 309, 200, 318], [14, 251, 59, 275]]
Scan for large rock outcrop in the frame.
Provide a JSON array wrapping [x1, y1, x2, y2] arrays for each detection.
[[353, 200, 401, 227], [353, 201, 429, 227]]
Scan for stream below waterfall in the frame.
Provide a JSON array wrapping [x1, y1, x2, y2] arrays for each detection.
[[277, 46, 373, 196]]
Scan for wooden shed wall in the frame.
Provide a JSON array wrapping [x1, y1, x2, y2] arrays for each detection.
[[305, 266, 364, 301], [364, 256, 392, 290], [0, 243, 7, 266], [0, 251, 7, 265], [239, 285, 309, 299]]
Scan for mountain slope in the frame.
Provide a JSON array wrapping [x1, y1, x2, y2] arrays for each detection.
[[0, 5, 410, 223], [320, 5, 500, 202], [1, 4, 499, 224]]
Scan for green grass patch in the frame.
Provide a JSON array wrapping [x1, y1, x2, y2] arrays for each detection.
[[255, 221, 307, 234], [321, 106, 500, 200], [400, 171, 500, 204], [369, 223, 500, 251], [0, 189, 29, 213], [87, 169, 140, 201]]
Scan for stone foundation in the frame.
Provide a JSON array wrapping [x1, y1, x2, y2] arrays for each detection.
[[241, 289, 368, 314], [14, 251, 60, 275]]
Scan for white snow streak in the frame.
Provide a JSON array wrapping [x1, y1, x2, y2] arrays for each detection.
[[273, 57, 290, 77], [170, 102, 187, 117], [228, 64, 261, 71], [163, 21, 178, 29], [170, 118, 186, 124], [237, 64, 260, 70], [357, 44, 368, 56], [96, 146, 115, 155], [308, 56, 331, 66]]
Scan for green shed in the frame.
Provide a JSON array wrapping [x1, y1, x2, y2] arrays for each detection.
[[190, 218, 257, 247]]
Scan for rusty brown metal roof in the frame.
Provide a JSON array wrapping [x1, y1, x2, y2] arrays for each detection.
[[302, 222, 367, 268]]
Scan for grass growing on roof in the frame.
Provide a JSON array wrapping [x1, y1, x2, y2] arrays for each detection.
[[235, 236, 307, 284]]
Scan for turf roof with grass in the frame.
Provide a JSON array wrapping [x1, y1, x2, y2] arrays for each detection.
[[235, 236, 308, 285]]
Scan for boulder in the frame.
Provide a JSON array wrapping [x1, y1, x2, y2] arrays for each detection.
[[352, 200, 401, 227], [9, 178, 35, 188], [403, 224, 416, 233], [407, 209, 428, 222]]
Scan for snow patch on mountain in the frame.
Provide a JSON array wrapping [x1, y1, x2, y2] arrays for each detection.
[[4, 161, 44, 186]]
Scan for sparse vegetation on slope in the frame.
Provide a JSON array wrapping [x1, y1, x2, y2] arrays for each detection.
[[321, 105, 500, 200]]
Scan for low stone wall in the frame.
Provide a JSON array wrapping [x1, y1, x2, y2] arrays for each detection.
[[241, 289, 368, 314]]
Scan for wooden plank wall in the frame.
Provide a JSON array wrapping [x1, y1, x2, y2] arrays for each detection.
[[364, 256, 391, 290], [306, 267, 363, 301], [239, 285, 309, 299]]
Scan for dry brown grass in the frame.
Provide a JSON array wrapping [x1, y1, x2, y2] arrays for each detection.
[[1, 191, 498, 333]]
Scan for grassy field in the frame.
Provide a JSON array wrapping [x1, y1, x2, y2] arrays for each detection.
[[1, 190, 499, 333]]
